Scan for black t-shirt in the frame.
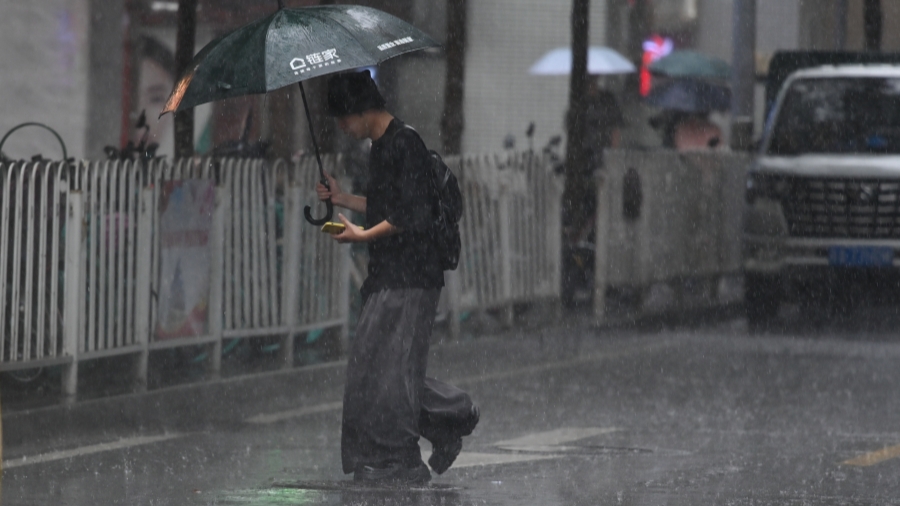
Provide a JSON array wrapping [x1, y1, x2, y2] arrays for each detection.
[[360, 118, 444, 296]]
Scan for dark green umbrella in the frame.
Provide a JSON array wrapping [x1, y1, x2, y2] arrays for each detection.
[[162, 2, 439, 225], [648, 50, 731, 81]]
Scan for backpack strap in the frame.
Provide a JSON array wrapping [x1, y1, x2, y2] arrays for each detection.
[[386, 122, 434, 177], [386, 123, 422, 148]]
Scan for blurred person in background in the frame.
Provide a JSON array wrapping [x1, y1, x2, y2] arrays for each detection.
[[651, 110, 723, 151], [561, 78, 624, 307], [582, 78, 624, 166]]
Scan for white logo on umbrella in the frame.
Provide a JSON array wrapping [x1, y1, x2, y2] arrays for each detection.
[[291, 49, 342, 75], [377, 37, 413, 52]]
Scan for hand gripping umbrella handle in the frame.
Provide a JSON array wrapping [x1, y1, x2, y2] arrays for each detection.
[[304, 178, 334, 226]]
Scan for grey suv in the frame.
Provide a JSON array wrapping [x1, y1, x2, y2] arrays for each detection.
[[743, 65, 900, 330]]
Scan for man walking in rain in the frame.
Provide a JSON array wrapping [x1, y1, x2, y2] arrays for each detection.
[[316, 70, 479, 486]]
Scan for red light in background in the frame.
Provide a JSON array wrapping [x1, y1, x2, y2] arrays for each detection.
[[641, 35, 674, 96]]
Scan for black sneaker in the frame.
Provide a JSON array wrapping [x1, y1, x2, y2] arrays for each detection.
[[428, 438, 462, 475], [354, 461, 431, 486], [428, 404, 480, 474]]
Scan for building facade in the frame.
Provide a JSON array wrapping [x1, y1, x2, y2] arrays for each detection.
[[2, 0, 898, 160]]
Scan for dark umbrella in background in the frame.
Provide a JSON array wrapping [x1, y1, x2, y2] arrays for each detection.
[[162, 2, 439, 225], [644, 78, 731, 113]]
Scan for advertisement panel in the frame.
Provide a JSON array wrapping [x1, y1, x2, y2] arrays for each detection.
[[156, 179, 216, 340]]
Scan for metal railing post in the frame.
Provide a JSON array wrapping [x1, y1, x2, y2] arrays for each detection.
[[207, 184, 227, 378], [498, 184, 514, 327], [544, 157, 564, 318], [133, 186, 154, 391], [61, 191, 84, 397], [593, 174, 610, 323], [280, 184, 302, 368]]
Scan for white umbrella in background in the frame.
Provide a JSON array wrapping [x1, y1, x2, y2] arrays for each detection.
[[529, 46, 636, 75]]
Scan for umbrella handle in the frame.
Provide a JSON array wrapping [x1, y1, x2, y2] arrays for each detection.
[[304, 198, 334, 226], [304, 175, 334, 225]]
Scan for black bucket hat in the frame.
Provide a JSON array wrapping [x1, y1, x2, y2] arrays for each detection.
[[327, 70, 386, 116]]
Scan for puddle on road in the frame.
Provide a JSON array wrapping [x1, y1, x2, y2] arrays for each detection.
[[206, 486, 328, 505]]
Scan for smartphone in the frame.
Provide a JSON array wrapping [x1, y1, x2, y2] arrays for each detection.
[[321, 222, 345, 234]]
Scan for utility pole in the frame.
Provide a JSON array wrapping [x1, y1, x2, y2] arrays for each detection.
[[864, 0, 883, 52], [835, 0, 848, 50], [731, 0, 755, 150], [562, 0, 590, 237], [86, 0, 125, 159], [441, 0, 467, 155], [174, 0, 198, 158]]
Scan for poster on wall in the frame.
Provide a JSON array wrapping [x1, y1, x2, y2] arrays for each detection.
[[156, 179, 216, 340]]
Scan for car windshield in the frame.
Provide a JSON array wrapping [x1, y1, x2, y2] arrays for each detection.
[[766, 76, 900, 155]]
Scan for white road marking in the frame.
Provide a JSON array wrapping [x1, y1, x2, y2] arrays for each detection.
[[494, 427, 620, 451], [246, 401, 343, 424], [2, 434, 183, 469], [420, 427, 618, 470]]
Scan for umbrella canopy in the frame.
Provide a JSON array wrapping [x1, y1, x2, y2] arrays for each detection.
[[161, 4, 439, 225], [645, 79, 731, 113], [162, 5, 439, 114], [529, 46, 636, 75], [648, 50, 731, 80]]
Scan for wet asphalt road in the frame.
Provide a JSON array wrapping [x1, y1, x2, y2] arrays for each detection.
[[3, 306, 900, 505]]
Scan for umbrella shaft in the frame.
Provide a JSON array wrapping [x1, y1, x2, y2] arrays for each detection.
[[298, 82, 327, 186]]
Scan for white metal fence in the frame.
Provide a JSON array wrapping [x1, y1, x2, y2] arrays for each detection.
[[0, 151, 562, 395], [445, 152, 562, 332], [0, 162, 68, 370]]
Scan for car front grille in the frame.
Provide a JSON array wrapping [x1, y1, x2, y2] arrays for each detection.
[[781, 177, 900, 239]]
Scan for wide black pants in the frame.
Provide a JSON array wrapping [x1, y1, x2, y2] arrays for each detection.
[[341, 288, 475, 474]]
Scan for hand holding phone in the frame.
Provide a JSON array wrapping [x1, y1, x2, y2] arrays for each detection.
[[322, 221, 365, 234], [321, 222, 346, 234]]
